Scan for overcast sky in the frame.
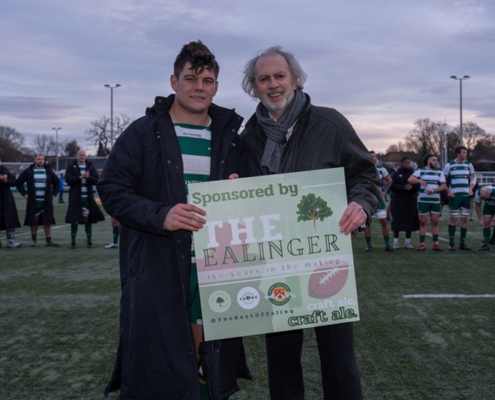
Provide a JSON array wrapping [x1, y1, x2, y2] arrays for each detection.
[[1, 0, 494, 154]]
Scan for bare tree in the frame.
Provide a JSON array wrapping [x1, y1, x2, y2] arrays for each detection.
[[0, 126, 32, 161], [86, 114, 132, 155], [63, 139, 80, 157], [385, 141, 405, 153], [403, 118, 446, 163], [32, 134, 58, 159], [470, 134, 495, 170], [451, 122, 488, 153]]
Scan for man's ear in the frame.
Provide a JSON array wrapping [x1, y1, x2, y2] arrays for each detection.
[[253, 85, 259, 99], [213, 81, 219, 97], [170, 74, 178, 92]]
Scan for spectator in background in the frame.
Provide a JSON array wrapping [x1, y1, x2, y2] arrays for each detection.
[[58, 172, 65, 203], [65, 150, 105, 248], [16, 154, 60, 247], [391, 157, 420, 249], [0, 157, 22, 248]]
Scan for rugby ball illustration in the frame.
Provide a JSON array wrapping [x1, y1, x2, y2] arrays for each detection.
[[308, 262, 349, 299]]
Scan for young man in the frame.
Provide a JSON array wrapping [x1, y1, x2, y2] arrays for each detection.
[[97, 41, 249, 400], [65, 150, 105, 248], [16, 154, 59, 247], [364, 151, 393, 251], [241, 46, 380, 400], [442, 146, 476, 251], [0, 158, 22, 248], [475, 185, 495, 251], [408, 154, 447, 251]]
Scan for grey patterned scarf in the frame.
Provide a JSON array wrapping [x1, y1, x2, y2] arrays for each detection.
[[255, 89, 307, 173]]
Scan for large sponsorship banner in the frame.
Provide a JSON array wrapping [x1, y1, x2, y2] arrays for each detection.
[[189, 168, 359, 341]]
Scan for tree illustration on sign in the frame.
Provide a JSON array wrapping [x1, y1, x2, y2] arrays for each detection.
[[216, 297, 225, 307], [297, 193, 333, 232]]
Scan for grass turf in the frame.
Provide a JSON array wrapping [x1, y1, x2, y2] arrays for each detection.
[[1, 194, 494, 399]]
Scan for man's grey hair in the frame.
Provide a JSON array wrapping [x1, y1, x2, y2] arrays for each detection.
[[241, 46, 307, 99]]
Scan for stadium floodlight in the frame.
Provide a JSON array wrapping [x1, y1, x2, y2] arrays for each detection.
[[450, 75, 470, 146], [104, 84, 121, 151], [52, 127, 61, 171]]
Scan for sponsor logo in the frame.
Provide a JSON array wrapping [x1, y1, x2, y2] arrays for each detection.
[[208, 290, 231, 313], [237, 287, 260, 310], [265, 282, 295, 306]]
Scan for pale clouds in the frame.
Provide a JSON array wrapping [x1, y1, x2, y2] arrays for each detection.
[[1, 0, 494, 152]]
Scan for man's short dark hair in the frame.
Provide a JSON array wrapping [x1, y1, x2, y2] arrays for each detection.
[[174, 40, 219, 79], [401, 157, 410, 163], [423, 154, 437, 167], [455, 146, 467, 155], [369, 151, 376, 155]]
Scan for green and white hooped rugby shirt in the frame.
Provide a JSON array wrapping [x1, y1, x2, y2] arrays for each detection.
[[79, 164, 89, 208], [174, 121, 211, 256], [376, 165, 388, 209], [174, 122, 212, 190], [34, 167, 47, 210], [442, 160, 475, 197], [474, 185, 495, 207], [174, 121, 212, 323], [412, 167, 446, 204]]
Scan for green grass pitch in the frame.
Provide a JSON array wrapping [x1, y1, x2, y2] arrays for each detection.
[[1, 194, 494, 399]]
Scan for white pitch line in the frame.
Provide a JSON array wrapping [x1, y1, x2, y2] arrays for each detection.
[[404, 294, 495, 298], [2, 224, 72, 239], [424, 232, 449, 242]]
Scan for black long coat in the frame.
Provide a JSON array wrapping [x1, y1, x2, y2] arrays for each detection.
[[65, 160, 105, 224], [16, 164, 59, 226], [0, 165, 21, 231], [391, 167, 420, 232], [97, 95, 250, 400]]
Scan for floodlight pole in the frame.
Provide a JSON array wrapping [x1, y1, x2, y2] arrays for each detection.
[[450, 75, 469, 146], [104, 84, 121, 150], [52, 127, 61, 171]]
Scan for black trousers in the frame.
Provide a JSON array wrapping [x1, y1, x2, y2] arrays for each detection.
[[265, 323, 362, 400]]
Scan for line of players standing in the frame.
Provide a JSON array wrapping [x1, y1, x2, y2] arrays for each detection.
[[365, 147, 495, 252], [0, 151, 119, 249]]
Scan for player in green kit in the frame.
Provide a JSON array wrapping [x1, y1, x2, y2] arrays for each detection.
[[442, 146, 476, 251], [475, 185, 495, 251], [65, 150, 105, 248], [364, 151, 393, 252], [408, 154, 447, 251], [16, 154, 60, 246]]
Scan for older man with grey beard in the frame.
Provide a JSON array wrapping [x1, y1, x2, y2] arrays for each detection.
[[240, 46, 381, 400]]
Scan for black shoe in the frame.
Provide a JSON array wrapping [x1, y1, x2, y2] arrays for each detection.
[[489, 238, 495, 246], [479, 245, 490, 252], [459, 243, 471, 251], [45, 241, 59, 247], [448, 244, 455, 251], [385, 245, 394, 252], [70, 244, 77, 249], [87, 243, 94, 249], [364, 246, 373, 252]]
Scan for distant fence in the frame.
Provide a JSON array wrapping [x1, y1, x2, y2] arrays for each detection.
[[476, 172, 495, 186]]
